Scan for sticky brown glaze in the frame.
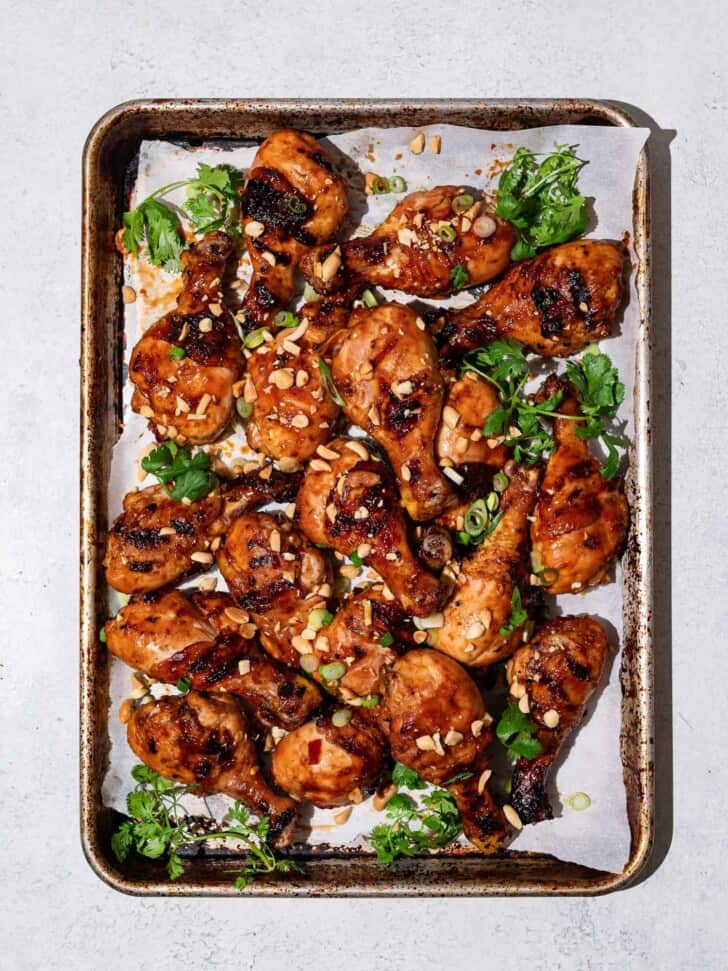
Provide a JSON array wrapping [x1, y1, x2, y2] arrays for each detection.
[[104, 485, 222, 595], [332, 303, 457, 520], [436, 371, 511, 473], [216, 511, 333, 668], [437, 240, 627, 358], [437, 464, 540, 667], [105, 589, 322, 729], [127, 691, 297, 847], [447, 755, 510, 855], [531, 377, 628, 594], [506, 616, 610, 825], [239, 130, 349, 331], [295, 436, 445, 616], [129, 233, 244, 444], [271, 711, 386, 807], [212, 464, 303, 535], [300, 186, 514, 297]]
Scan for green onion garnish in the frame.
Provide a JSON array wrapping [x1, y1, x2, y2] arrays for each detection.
[[319, 661, 346, 682], [360, 694, 380, 708], [464, 499, 489, 536], [99, 627, 107, 644], [493, 471, 509, 492], [308, 607, 334, 630], [236, 399, 252, 419], [371, 176, 391, 195], [388, 175, 407, 193], [536, 567, 560, 587], [567, 792, 591, 812], [287, 195, 307, 215], [331, 708, 352, 727], [244, 328, 267, 349], [436, 224, 457, 243], [350, 550, 363, 568], [486, 491, 499, 513], [452, 192, 474, 214], [273, 310, 299, 329], [362, 289, 378, 308], [169, 346, 186, 360], [318, 356, 345, 407], [379, 632, 394, 647], [304, 283, 319, 303], [300, 654, 319, 674], [176, 677, 191, 693], [449, 264, 470, 289]]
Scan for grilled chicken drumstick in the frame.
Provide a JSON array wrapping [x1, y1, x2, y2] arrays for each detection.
[[295, 436, 445, 616], [436, 240, 627, 358], [437, 464, 540, 667], [301, 186, 514, 298], [105, 589, 322, 729], [240, 129, 349, 331], [332, 303, 457, 520], [506, 616, 610, 825], [530, 377, 628, 594], [127, 690, 297, 847], [129, 232, 244, 444], [436, 371, 511, 475]]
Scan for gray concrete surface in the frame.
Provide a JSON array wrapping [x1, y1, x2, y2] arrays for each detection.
[[0, 0, 724, 967]]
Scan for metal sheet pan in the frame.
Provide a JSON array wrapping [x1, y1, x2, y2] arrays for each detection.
[[80, 98, 653, 896]]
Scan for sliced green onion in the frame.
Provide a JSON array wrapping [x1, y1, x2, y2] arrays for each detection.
[[169, 346, 186, 360], [379, 632, 394, 647], [486, 491, 499, 513], [300, 653, 319, 674], [536, 567, 560, 587], [360, 694, 380, 708], [244, 328, 266, 349], [452, 192, 475, 214], [99, 627, 107, 644], [236, 399, 252, 419], [350, 550, 363, 568], [362, 289, 378, 308], [449, 264, 470, 289], [308, 607, 334, 630], [304, 282, 320, 303], [464, 499, 489, 536], [317, 356, 345, 407], [388, 175, 407, 193], [371, 175, 391, 195], [287, 195, 308, 215], [319, 661, 346, 681], [567, 791, 591, 812], [117, 593, 131, 606], [493, 471, 509, 493], [332, 708, 352, 727], [482, 510, 503, 539], [176, 677, 191, 694], [273, 310, 299, 329], [436, 224, 457, 243]]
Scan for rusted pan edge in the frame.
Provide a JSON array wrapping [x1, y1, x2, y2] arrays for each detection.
[[80, 98, 653, 896]]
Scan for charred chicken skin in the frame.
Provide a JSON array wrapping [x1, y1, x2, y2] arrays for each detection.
[[105, 589, 322, 729], [216, 511, 333, 668], [531, 377, 628, 594], [437, 464, 540, 667], [506, 616, 609, 825], [332, 303, 457, 520], [382, 649, 508, 853], [295, 436, 445, 616], [127, 690, 297, 847], [437, 240, 627, 358], [240, 130, 349, 331], [271, 711, 387, 808], [129, 233, 244, 444], [300, 186, 515, 298]]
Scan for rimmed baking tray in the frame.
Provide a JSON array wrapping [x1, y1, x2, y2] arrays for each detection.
[[80, 98, 653, 896]]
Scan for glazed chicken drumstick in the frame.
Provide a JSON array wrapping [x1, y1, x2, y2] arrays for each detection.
[[301, 185, 515, 298], [239, 129, 349, 331], [506, 616, 610, 825], [530, 376, 628, 594], [436, 239, 627, 359], [105, 589, 322, 729], [332, 303, 457, 520], [129, 232, 244, 444], [295, 436, 445, 616], [127, 690, 298, 847]]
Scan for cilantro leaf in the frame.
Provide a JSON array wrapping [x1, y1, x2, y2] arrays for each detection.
[[391, 762, 428, 790], [368, 782, 462, 863], [122, 198, 186, 272], [141, 443, 218, 502], [496, 702, 543, 761], [566, 351, 627, 478]]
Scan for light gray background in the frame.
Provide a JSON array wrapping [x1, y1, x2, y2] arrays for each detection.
[[0, 1, 724, 968]]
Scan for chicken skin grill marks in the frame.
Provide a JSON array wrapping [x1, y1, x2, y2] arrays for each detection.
[[332, 303, 457, 521], [435, 239, 627, 359], [530, 376, 628, 594], [506, 616, 610, 825], [105, 589, 322, 730], [295, 436, 446, 617], [216, 511, 333, 669], [129, 232, 244, 445], [127, 690, 297, 847], [239, 130, 349, 331], [300, 185, 515, 298]]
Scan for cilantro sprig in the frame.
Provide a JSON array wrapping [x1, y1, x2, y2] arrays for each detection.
[[495, 702, 543, 761], [141, 441, 218, 502], [368, 763, 462, 863], [112, 764, 298, 888], [566, 351, 627, 479], [496, 145, 589, 261], [122, 163, 244, 271]]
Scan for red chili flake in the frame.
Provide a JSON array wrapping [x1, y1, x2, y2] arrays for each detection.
[[307, 738, 323, 765]]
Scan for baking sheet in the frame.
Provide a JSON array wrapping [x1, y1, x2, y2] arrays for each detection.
[[102, 123, 649, 873]]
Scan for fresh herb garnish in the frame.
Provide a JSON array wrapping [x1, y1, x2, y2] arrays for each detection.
[[141, 442, 218, 502], [449, 263, 470, 289], [499, 587, 527, 637], [176, 677, 191, 694], [565, 351, 627, 478], [456, 493, 504, 548], [496, 145, 589, 261], [122, 163, 244, 271], [169, 346, 186, 360], [350, 550, 363, 568], [317, 356, 345, 407], [111, 764, 297, 888], [379, 632, 394, 647], [391, 763, 428, 790], [495, 702, 543, 760]]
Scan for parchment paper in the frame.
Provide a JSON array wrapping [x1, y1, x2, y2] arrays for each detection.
[[102, 123, 649, 873]]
